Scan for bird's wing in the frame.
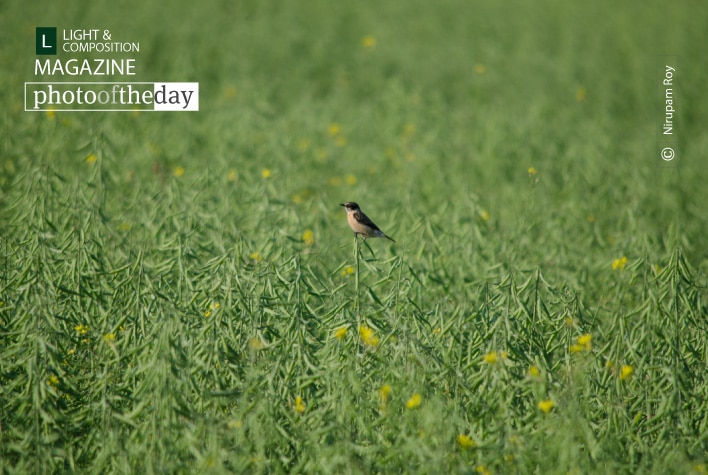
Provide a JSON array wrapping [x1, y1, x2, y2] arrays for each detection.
[[354, 211, 382, 232]]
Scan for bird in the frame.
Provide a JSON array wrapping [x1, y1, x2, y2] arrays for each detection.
[[340, 202, 395, 242]]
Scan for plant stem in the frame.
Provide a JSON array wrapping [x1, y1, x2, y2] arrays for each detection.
[[354, 234, 361, 328]]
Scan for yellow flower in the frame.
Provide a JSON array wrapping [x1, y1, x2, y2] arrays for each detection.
[[538, 399, 555, 414], [335, 135, 347, 147], [457, 434, 475, 449], [361, 35, 377, 49], [328, 176, 343, 186], [294, 396, 306, 414], [379, 384, 392, 403], [85, 153, 97, 163], [612, 256, 628, 271], [576, 86, 587, 102], [475, 466, 491, 475], [334, 327, 348, 340], [47, 375, 59, 387], [564, 317, 575, 327], [103, 333, 115, 343], [173, 166, 185, 177], [204, 302, 219, 318], [340, 265, 355, 276], [433, 327, 441, 335], [327, 123, 341, 136], [569, 344, 584, 353], [302, 229, 315, 246], [480, 210, 490, 221], [483, 351, 498, 364], [223, 85, 237, 99], [406, 393, 422, 409], [261, 168, 271, 179], [606, 360, 614, 369], [527, 167, 538, 176], [47, 109, 55, 119], [577, 333, 592, 351], [620, 365, 634, 381], [474, 64, 486, 75], [345, 174, 357, 185], [359, 325, 379, 348], [67, 348, 76, 355], [74, 324, 89, 335], [529, 365, 541, 377], [248, 337, 265, 351], [249, 251, 262, 263], [379, 384, 392, 409], [227, 419, 242, 429], [227, 169, 238, 182]]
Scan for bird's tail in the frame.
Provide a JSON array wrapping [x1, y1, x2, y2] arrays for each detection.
[[385, 234, 396, 243]]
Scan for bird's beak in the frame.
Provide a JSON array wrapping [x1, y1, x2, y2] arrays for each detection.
[[340, 203, 345, 207]]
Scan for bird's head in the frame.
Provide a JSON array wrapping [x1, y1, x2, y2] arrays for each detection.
[[340, 202, 360, 212]]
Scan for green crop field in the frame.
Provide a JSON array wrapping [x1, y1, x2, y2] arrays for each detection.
[[2, 1, 708, 473]]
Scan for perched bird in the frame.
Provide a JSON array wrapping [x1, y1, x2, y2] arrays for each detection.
[[340, 202, 395, 242]]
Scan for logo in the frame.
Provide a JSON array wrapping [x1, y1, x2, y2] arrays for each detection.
[[36, 27, 57, 55], [27, 26, 199, 112]]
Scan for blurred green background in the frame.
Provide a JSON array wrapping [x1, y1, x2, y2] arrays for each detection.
[[2, 0, 707, 473], [5, 0, 707, 264]]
